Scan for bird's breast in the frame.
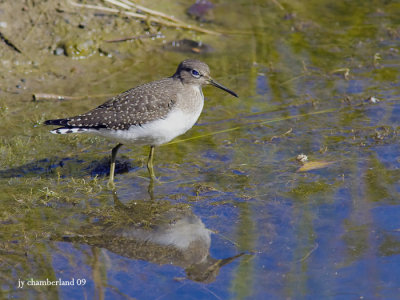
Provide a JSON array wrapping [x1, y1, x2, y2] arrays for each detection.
[[94, 85, 205, 146], [175, 85, 204, 115]]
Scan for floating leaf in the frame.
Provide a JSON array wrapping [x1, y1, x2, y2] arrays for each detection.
[[297, 161, 334, 172]]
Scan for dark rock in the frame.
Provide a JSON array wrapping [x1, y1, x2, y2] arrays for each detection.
[[187, 0, 214, 22]]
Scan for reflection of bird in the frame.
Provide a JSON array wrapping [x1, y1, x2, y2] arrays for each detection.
[[45, 59, 238, 186], [59, 194, 244, 283]]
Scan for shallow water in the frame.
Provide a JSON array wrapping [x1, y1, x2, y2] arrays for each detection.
[[1, 0, 400, 299]]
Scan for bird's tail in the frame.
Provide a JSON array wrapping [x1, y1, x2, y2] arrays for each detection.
[[50, 127, 90, 134], [44, 118, 69, 126], [44, 119, 91, 134]]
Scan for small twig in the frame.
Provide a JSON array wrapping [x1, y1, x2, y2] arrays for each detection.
[[69, 1, 220, 35], [278, 73, 307, 86], [271, 0, 285, 10], [105, 0, 131, 10], [32, 93, 114, 101], [331, 68, 350, 80], [270, 128, 293, 141], [212, 231, 239, 247], [33, 93, 79, 101], [200, 285, 223, 300], [70, 1, 139, 16], [0, 31, 21, 53], [105, 33, 160, 43], [112, 0, 189, 26], [297, 243, 319, 262]]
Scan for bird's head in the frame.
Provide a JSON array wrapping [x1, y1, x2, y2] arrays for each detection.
[[174, 59, 238, 98]]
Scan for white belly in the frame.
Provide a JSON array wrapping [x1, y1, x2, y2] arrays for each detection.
[[95, 105, 203, 146]]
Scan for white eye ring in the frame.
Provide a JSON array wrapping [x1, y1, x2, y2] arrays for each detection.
[[191, 69, 201, 78]]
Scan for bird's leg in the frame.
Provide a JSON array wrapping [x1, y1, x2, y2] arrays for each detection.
[[147, 145, 156, 180], [108, 143, 123, 188], [147, 178, 155, 200]]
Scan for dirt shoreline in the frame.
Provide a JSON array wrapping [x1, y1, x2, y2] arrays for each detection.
[[0, 1, 207, 104]]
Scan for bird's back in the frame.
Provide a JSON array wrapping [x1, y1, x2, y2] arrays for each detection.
[[46, 77, 183, 131]]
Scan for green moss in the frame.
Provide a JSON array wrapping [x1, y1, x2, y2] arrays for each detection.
[[289, 180, 334, 200]]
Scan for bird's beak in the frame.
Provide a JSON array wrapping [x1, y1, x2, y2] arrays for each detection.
[[209, 79, 238, 98]]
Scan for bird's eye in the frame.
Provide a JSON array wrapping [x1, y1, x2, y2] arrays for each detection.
[[191, 69, 200, 78]]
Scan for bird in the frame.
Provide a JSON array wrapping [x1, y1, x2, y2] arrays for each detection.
[[45, 59, 238, 186]]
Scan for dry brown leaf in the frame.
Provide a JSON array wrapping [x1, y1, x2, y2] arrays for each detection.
[[297, 161, 334, 172]]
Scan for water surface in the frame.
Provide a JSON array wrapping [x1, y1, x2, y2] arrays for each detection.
[[1, 0, 400, 299]]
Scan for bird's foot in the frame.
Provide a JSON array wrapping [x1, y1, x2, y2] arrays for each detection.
[[107, 179, 116, 190], [151, 176, 163, 184]]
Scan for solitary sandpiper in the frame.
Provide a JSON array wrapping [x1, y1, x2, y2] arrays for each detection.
[[45, 59, 238, 185]]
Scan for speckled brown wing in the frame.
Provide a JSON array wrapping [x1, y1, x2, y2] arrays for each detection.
[[63, 77, 180, 130]]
